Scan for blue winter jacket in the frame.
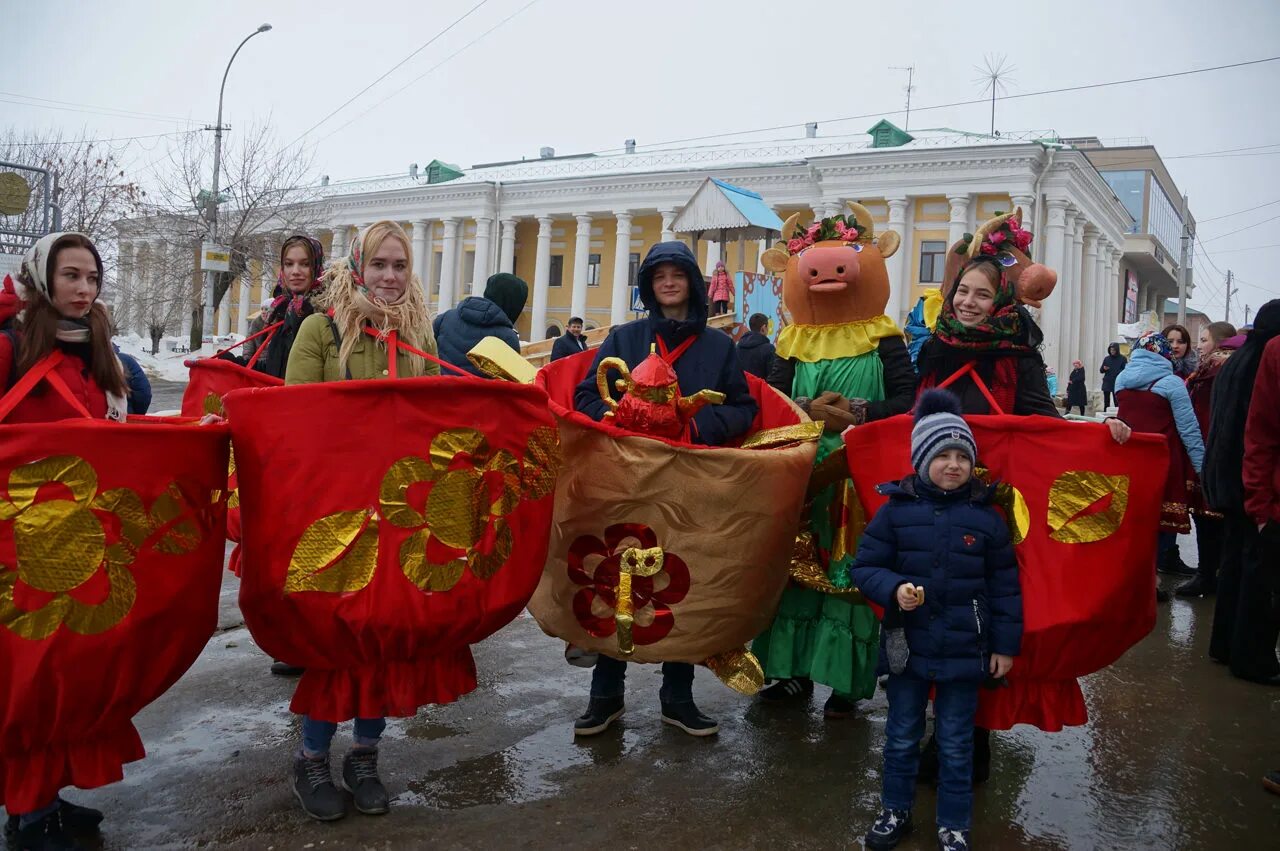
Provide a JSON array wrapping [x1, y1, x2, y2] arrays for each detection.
[[1113, 347, 1204, 473], [112, 346, 151, 415], [574, 241, 757, 446], [431, 296, 521, 378], [849, 475, 1023, 683]]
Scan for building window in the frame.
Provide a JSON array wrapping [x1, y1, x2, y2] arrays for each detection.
[[628, 252, 640, 286], [546, 324, 562, 338], [463, 251, 475, 287], [587, 253, 601, 286], [918, 240, 947, 284], [1101, 170, 1145, 234], [549, 255, 563, 287]]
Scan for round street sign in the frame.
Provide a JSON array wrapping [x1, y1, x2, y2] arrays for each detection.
[[0, 172, 32, 217]]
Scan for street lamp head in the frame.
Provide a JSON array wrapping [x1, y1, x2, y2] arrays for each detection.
[[257, 23, 272, 32]]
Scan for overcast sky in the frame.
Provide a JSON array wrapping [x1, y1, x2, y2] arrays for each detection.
[[5, 0, 1279, 321]]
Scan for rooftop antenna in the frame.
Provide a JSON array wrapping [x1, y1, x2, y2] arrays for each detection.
[[973, 54, 1016, 137], [890, 65, 916, 131]]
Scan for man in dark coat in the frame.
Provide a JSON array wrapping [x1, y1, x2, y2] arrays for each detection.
[[432, 273, 528, 377], [551, 316, 589, 361], [736, 312, 775, 379], [571, 241, 757, 738]]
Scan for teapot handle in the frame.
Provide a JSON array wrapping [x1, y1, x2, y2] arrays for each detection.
[[596, 357, 631, 414]]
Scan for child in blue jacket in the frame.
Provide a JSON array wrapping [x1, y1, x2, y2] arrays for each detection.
[[851, 389, 1022, 851]]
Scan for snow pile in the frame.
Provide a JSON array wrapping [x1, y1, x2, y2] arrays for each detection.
[[112, 334, 192, 383]]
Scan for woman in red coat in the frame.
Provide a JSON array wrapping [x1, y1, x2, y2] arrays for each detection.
[[0, 232, 129, 849]]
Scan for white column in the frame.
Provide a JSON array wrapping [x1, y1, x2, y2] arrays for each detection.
[[1064, 213, 1086, 378], [823, 201, 841, 219], [705, 240, 721, 273], [1080, 226, 1099, 378], [531, 215, 553, 341], [1039, 198, 1069, 376], [948, 195, 971, 246], [810, 203, 825, 224], [438, 218, 459, 311], [1011, 193, 1036, 242], [660, 209, 676, 242], [237, 251, 255, 336], [472, 216, 493, 295], [331, 225, 349, 262], [499, 218, 517, 274], [1093, 237, 1110, 360], [885, 195, 910, 323], [1110, 248, 1124, 333], [570, 213, 592, 322], [217, 274, 231, 336], [411, 220, 430, 296], [610, 211, 633, 326]]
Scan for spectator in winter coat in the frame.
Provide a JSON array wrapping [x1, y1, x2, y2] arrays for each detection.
[[1099, 342, 1127, 409], [432, 273, 527, 377], [1115, 333, 1205, 601], [1163, 324, 1198, 379], [1204, 299, 1280, 685], [254, 235, 327, 379], [550, 316, 589, 361], [736, 312, 774, 379], [571, 240, 757, 738], [1177, 321, 1239, 598], [242, 297, 274, 362], [1066, 360, 1087, 415], [852, 389, 1021, 851], [112, 345, 152, 415], [707, 261, 733, 315]]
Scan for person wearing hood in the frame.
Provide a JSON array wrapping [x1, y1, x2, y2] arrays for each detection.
[[432, 273, 528, 376], [550, 316, 589, 360], [571, 240, 757, 738], [1100, 342, 1127, 409], [1115, 333, 1205, 602], [707, 260, 733, 316], [1177, 321, 1239, 598], [1204, 299, 1280, 685], [252, 235, 327, 379], [1066, 359, 1087, 415], [736, 312, 775, 379]]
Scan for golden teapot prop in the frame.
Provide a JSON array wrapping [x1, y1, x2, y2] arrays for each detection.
[[595, 345, 725, 439]]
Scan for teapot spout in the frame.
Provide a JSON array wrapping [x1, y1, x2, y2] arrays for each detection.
[[677, 389, 727, 421]]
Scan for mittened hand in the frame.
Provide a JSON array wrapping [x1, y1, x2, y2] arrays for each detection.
[[810, 392, 853, 433]]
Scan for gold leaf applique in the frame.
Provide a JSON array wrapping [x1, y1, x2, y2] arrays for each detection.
[[1047, 471, 1130, 544], [285, 509, 379, 594]]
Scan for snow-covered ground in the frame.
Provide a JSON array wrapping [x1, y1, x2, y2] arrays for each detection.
[[113, 333, 244, 383]]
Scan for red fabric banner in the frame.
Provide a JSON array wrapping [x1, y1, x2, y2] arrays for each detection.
[[182, 358, 285, 575], [0, 418, 230, 812], [222, 376, 560, 722], [844, 413, 1168, 731]]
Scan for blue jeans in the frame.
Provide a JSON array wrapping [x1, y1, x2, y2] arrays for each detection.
[[882, 675, 980, 831], [590, 656, 694, 704], [301, 715, 386, 758]]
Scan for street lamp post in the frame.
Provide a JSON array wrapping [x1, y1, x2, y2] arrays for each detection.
[[200, 22, 271, 352]]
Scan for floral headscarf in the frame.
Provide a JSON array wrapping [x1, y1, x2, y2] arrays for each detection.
[[19, 231, 102, 303], [1135, 332, 1173, 360], [933, 257, 1029, 352], [271, 234, 326, 318]]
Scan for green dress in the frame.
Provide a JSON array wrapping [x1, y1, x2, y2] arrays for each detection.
[[752, 350, 883, 699]]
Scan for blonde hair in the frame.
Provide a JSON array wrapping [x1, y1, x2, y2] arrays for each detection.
[[317, 220, 433, 377]]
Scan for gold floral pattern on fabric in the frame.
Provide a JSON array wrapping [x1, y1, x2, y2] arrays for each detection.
[[227, 449, 239, 510], [1047, 471, 1130, 544], [284, 509, 379, 594], [286, 427, 561, 596], [975, 466, 1030, 545], [0, 455, 205, 640], [788, 530, 864, 601], [703, 646, 766, 695]]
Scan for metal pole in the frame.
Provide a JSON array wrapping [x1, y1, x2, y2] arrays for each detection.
[[199, 23, 271, 352], [1224, 270, 1233, 324], [1176, 192, 1189, 328]]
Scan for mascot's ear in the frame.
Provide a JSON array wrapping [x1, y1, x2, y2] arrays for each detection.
[[761, 247, 790, 273], [875, 230, 900, 259]]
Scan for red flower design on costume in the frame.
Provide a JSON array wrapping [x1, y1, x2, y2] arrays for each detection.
[[567, 523, 690, 652], [980, 242, 998, 255], [1014, 229, 1033, 251], [988, 230, 1006, 245]]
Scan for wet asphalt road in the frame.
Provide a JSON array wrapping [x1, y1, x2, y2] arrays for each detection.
[[148, 379, 187, 415], [12, 536, 1275, 851]]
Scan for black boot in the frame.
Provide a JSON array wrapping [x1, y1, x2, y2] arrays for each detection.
[[1175, 574, 1216, 597], [973, 727, 992, 784], [660, 700, 719, 736], [7, 800, 101, 844], [1157, 547, 1195, 577], [14, 809, 80, 851], [341, 748, 389, 815], [270, 660, 304, 676], [573, 695, 624, 737], [823, 692, 859, 719], [1157, 585, 1170, 603]]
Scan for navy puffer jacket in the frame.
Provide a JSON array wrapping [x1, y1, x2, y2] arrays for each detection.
[[432, 296, 521, 377], [573, 241, 757, 446], [850, 475, 1022, 683]]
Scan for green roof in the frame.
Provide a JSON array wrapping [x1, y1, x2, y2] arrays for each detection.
[[425, 159, 464, 184], [867, 119, 914, 149]]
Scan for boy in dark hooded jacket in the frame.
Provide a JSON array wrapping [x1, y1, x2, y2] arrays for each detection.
[[571, 241, 757, 737], [851, 389, 1022, 851], [432, 273, 528, 377]]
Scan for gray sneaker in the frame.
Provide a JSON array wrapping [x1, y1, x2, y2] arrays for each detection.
[[342, 749, 390, 815], [293, 755, 346, 821]]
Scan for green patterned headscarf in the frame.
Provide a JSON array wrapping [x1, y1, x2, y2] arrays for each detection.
[[933, 257, 1030, 352]]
